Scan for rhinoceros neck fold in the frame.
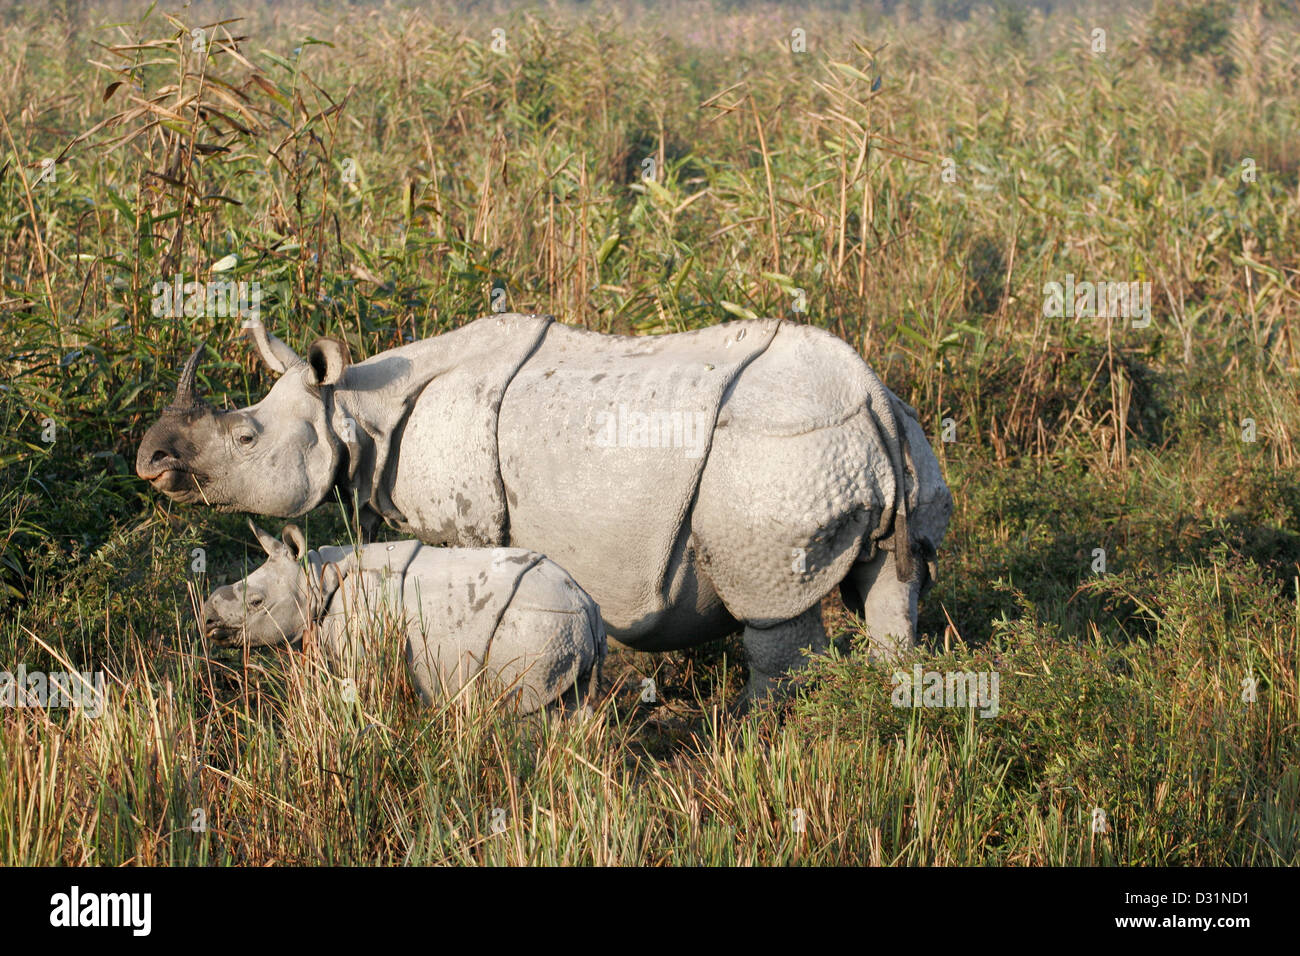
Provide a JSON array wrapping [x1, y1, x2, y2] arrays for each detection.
[[323, 386, 382, 521], [333, 313, 554, 544], [305, 316, 543, 529]]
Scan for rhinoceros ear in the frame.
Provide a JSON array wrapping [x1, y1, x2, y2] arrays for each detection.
[[242, 319, 304, 375], [249, 519, 291, 559], [306, 337, 350, 387], [281, 524, 308, 561]]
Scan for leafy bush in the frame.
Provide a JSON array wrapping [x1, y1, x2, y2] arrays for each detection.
[[1148, 0, 1237, 75]]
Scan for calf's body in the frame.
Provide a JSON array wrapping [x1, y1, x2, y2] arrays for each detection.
[[203, 524, 605, 714]]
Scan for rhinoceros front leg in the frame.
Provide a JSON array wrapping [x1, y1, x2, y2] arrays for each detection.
[[742, 602, 828, 704]]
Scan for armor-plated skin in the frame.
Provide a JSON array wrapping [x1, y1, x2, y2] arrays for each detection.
[[202, 523, 605, 714], [142, 315, 953, 700]]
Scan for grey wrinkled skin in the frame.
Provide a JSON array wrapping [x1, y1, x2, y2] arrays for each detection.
[[146, 315, 953, 702], [203, 521, 606, 714]]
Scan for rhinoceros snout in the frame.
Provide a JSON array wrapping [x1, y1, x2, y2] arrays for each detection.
[[145, 446, 173, 469], [202, 606, 223, 634], [135, 435, 184, 482], [202, 585, 264, 641]]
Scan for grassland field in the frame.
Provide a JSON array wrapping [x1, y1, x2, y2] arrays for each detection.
[[0, 0, 1298, 865]]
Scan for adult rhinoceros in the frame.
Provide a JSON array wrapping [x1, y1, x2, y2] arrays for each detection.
[[137, 314, 952, 700]]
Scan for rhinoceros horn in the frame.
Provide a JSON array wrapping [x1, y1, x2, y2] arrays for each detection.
[[169, 339, 207, 410]]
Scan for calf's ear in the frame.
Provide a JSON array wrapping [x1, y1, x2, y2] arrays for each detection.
[[249, 519, 291, 559], [282, 524, 308, 561], [306, 337, 350, 387]]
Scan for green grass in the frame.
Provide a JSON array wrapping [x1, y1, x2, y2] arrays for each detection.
[[1, 0, 1298, 865]]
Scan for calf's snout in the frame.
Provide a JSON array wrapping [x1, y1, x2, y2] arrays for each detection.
[[202, 584, 264, 637]]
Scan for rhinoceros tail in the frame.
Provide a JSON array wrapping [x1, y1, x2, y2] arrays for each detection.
[[888, 405, 927, 583], [857, 367, 921, 583]]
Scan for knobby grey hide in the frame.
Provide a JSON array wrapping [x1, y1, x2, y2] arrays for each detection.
[[202, 522, 606, 714], [142, 314, 953, 700]]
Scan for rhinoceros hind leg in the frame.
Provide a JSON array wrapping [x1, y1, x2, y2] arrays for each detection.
[[843, 547, 919, 663], [742, 602, 828, 704], [548, 662, 603, 718], [358, 505, 383, 543]]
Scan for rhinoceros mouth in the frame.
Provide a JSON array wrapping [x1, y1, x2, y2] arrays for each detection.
[[142, 466, 181, 483], [203, 624, 242, 645], [144, 466, 205, 498]]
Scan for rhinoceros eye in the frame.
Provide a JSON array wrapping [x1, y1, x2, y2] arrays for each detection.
[[235, 428, 256, 447]]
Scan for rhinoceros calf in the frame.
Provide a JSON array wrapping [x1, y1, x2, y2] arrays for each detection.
[[202, 522, 606, 714], [142, 315, 953, 701]]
